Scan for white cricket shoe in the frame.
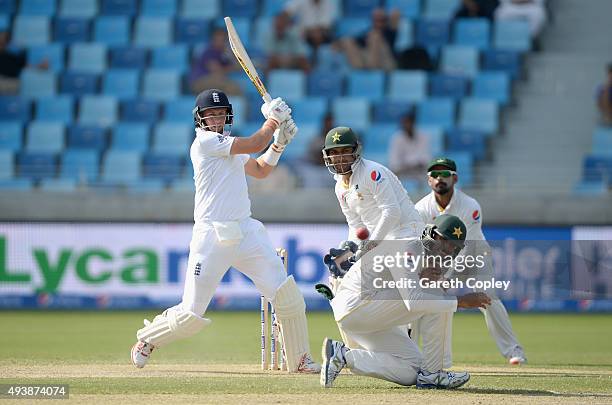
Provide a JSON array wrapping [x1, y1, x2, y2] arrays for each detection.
[[416, 370, 470, 389], [131, 340, 154, 368], [320, 338, 346, 388], [297, 353, 322, 374], [508, 347, 527, 365]]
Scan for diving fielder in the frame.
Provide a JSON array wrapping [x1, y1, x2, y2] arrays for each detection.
[[321, 215, 492, 388], [130, 89, 320, 373], [414, 157, 527, 365]]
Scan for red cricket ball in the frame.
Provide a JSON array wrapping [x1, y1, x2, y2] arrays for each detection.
[[356, 227, 369, 240]]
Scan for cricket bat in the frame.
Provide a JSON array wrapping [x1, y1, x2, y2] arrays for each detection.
[[224, 16, 272, 103]]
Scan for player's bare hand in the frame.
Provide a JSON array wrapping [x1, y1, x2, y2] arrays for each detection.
[[457, 292, 491, 309], [261, 98, 292, 125]]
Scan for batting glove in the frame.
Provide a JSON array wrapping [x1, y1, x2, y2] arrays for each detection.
[[274, 118, 298, 147], [261, 98, 292, 125]]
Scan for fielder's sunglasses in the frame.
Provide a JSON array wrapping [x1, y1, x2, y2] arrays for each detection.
[[428, 170, 457, 178]]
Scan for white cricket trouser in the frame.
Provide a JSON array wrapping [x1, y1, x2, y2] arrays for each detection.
[[337, 299, 453, 386], [176, 217, 287, 315]]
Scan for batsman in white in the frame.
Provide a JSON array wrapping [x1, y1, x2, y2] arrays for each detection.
[[321, 215, 492, 389], [414, 157, 527, 365], [130, 89, 321, 373]]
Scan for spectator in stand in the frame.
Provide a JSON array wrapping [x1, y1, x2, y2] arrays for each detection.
[[265, 12, 311, 73], [0, 30, 49, 94], [596, 63, 612, 126], [455, 0, 500, 20], [495, 0, 547, 38], [284, 0, 336, 52], [338, 8, 399, 71], [297, 112, 336, 188], [388, 111, 431, 181], [189, 28, 242, 95]]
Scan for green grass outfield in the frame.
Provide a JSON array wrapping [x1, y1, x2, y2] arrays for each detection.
[[0, 311, 611, 404]]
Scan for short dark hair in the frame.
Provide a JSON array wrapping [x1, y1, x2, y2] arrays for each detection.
[[401, 108, 415, 121]]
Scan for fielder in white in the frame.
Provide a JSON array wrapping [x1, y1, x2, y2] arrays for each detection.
[[321, 214, 492, 388], [414, 157, 527, 365], [130, 89, 320, 373]]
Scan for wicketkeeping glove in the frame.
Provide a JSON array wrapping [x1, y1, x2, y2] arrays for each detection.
[[323, 246, 356, 278]]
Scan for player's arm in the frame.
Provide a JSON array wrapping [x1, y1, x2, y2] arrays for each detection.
[[243, 147, 281, 179]]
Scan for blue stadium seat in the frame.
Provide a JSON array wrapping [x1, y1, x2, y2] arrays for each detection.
[[423, 0, 460, 19], [0, 150, 13, 180], [347, 70, 385, 100], [440, 45, 479, 77], [67, 125, 106, 150], [141, 0, 177, 16], [332, 98, 371, 132], [54, 17, 90, 43], [335, 17, 370, 38], [142, 70, 180, 101], [222, 0, 258, 18], [269, 70, 306, 100], [0, 97, 30, 122], [385, 0, 420, 19], [60, 72, 98, 96], [68, 43, 107, 74], [213, 17, 251, 47], [171, 178, 195, 192], [373, 100, 413, 123], [101, 150, 141, 184], [482, 49, 521, 79], [110, 47, 148, 69], [0, 122, 22, 151], [0, 14, 9, 30], [415, 19, 449, 53], [26, 122, 64, 153], [19, 0, 55, 15], [288, 97, 328, 126], [572, 180, 607, 196], [429, 73, 469, 100], [112, 123, 149, 151], [94, 16, 130, 46], [261, 0, 286, 16], [151, 45, 189, 72], [418, 125, 444, 155], [152, 123, 191, 156], [121, 99, 160, 123], [253, 16, 273, 49], [40, 178, 78, 191], [362, 123, 395, 155], [472, 71, 511, 105], [308, 69, 344, 98], [36, 96, 73, 124], [454, 18, 490, 50], [417, 97, 455, 131], [27, 44, 65, 72], [20, 69, 56, 98], [102, 69, 140, 100], [592, 127, 612, 156], [0, 0, 16, 14], [17, 152, 57, 180], [388, 71, 427, 102], [278, 124, 317, 161], [143, 154, 184, 181], [345, 0, 380, 17], [582, 155, 612, 184], [134, 16, 172, 47], [494, 20, 531, 52], [59, 0, 98, 18], [79, 96, 118, 127], [181, 0, 219, 19], [60, 149, 99, 181], [458, 98, 499, 135], [228, 96, 245, 130], [13, 16, 49, 46], [0, 178, 33, 189], [175, 18, 210, 45], [447, 128, 487, 160], [164, 97, 194, 124], [443, 151, 473, 185], [394, 18, 414, 52], [101, 0, 137, 15]]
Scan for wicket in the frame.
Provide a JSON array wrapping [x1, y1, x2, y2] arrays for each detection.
[[261, 248, 288, 370]]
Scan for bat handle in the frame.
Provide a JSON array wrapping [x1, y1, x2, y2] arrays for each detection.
[[262, 93, 272, 104]]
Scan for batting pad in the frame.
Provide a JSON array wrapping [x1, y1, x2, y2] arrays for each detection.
[[272, 275, 310, 372], [137, 309, 211, 348]]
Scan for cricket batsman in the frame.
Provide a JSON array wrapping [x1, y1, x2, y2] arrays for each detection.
[[130, 89, 320, 373], [320, 215, 492, 389], [414, 157, 527, 365]]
